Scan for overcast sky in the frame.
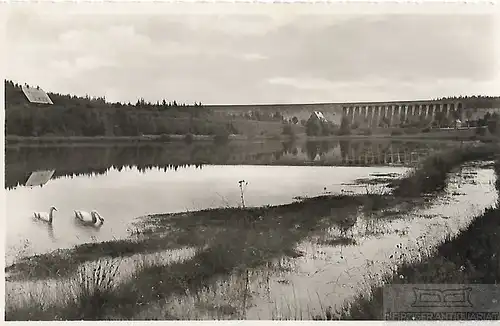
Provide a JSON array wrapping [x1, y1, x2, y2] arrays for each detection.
[[5, 5, 499, 105]]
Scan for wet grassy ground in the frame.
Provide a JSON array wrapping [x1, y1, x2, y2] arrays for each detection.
[[319, 157, 500, 320], [5, 143, 499, 320]]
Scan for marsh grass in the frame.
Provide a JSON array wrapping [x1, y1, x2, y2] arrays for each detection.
[[334, 207, 500, 320], [7, 194, 365, 320], [393, 143, 499, 197], [69, 259, 121, 319], [5, 233, 205, 281], [7, 193, 362, 277], [323, 158, 500, 320], [105, 193, 395, 319], [318, 237, 358, 246], [7, 144, 499, 320], [6, 259, 121, 320], [362, 185, 391, 212]]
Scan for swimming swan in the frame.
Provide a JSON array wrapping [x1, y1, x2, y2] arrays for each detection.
[[33, 206, 58, 224], [74, 210, 105, 227]]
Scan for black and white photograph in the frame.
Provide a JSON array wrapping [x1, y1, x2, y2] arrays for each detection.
[[3, 1, 500, 321]]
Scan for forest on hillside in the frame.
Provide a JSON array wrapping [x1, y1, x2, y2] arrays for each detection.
[[5, 80, 500, 138], [4, 80, 237, 137], [436, 95, 500, 109]]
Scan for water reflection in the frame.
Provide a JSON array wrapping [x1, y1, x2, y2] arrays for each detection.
[[32, 219, 56, 242], [4, 139, 459, 267], [25, 170, 55, 188], [73, 217, 104, 230], [6, 164, 410, 265], [5, 140, 459, 190], [146, 166, 496, 320], [5, 164, 493, 320]]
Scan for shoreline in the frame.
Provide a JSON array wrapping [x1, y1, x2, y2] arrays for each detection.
[[5, 144, 500, 320], [5, 132, 497, 146], [334, 179, 500, 319], [321, 159, 500, 320]]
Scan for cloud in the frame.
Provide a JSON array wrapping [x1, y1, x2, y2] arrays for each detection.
[[242, 53, 267, 61], [267, 77, 337, 90], [5, 8, 498, 105], [49, 55, 117, 78]]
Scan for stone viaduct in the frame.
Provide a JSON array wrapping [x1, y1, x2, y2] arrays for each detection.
[[341, 99, 465, 127], [208, 99, 471, 127]]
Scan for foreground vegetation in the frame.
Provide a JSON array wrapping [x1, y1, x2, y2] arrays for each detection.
[[5, 143, 500, 320], [333, 204, 500, 320], [318, 154, 500, 320], [392, 143, 499, 197], [6, 195, 368, 320]]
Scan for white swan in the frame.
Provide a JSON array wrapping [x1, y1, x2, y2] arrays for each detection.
[[74, 210, 105, 227], [33, 206, 58, 224]]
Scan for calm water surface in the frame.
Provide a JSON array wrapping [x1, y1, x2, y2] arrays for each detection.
[[245, 166, 498, 319], [7, 166, 494, 319], [5, 139, 458, 264], [6, 164, 408, 264], [154, 165, 496, 319], [5, 139, 492, 320]]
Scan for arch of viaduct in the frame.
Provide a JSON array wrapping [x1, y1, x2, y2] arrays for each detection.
[[342, 100, 465, 127], [208, 99, 471, 128]]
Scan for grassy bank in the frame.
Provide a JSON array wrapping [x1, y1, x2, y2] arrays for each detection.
[[7, 130, 496, 145], [6, 195, 367, 320], [324, 160, 500, 320], [6, 134, 227, 144], [6, 143, 499, 320], [392, 143, 499, 197], [6, 195, 369, 282]]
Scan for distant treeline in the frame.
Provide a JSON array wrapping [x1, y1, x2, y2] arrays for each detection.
[[436, 95, 500, 109], [6, 80, 498, 138], [5, 80, 237, 137]]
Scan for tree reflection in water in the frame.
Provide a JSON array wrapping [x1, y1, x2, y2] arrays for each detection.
[[5, 140, 457, 190]]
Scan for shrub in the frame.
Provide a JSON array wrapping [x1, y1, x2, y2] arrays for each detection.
[[476, 127, 487, 136], [421, 127, 431, 133], [404, 127, 420, 135], [337, 128, 351, 136], [159, 134, 171, 142], [338, 116, 351, 135], [393, 144, 498, 197], [390, 128, 404, 136], [213, 128, 230, 144], [306, 117, 321, 136], [282, 124, 294, 136], [360, 128, 372, 136], [283, 124, 299, 139], [184, 133, 194, 143]]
